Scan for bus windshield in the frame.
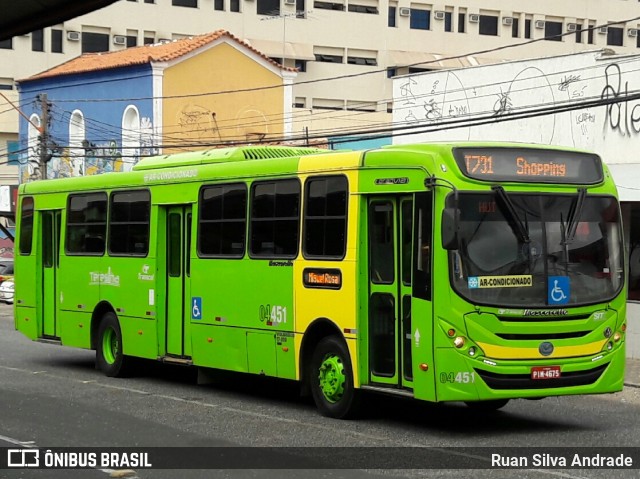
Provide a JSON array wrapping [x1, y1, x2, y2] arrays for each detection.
[[448, 192, 624, 307]]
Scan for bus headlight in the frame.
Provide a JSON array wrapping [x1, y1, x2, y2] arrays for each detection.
[[454, 337, 465, 348]]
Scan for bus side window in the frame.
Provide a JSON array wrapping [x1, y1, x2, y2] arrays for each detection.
[[413, 191, 432, 300]]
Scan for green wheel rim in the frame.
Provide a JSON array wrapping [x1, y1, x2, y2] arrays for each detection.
[[318, 353, 346, 404], [102, 327, 119, 365]]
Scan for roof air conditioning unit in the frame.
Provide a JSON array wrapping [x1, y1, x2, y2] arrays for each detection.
[[67, 31, 81, 41], [284, 0, 295, 4], [113, 35, 127, 45], [567, 23, 578, 32], [399, 7, 410, 17], [502, 17, 513, 26], [469, 14, 480, 23], [434, 11, 445, 21], [599, 26, 608, 34], [534, 20, 545, 29], [629, 28, 638, 37]]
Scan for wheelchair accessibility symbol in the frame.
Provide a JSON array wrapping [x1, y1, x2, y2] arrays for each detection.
[[548, 276, 569, 305], [192, 297, 202, 320]]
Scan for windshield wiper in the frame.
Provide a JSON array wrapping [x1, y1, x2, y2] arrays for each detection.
[[492, 185, 530, 244], [563, 187, 587, 244]]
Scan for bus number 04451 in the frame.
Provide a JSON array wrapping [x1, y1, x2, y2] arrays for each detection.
[[259, 304, 288, 325], [439, 372, 476, 384]]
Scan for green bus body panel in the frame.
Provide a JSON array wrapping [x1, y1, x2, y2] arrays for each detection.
[[13, 142, 626, 406]]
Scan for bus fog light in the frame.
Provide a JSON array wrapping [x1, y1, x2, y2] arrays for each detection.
[[468, 347, 476, 356], [614, 332, 621, 342], [454, 337, 465, 348], [607, 341, 613, 351]]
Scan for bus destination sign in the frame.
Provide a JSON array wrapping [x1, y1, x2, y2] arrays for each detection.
[[453, 147, 604, 184]]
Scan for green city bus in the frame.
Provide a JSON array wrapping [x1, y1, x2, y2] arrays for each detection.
[[14, 142, 626, 418]]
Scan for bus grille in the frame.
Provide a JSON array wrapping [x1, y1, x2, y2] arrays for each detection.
[[474, 364, 608, 390]]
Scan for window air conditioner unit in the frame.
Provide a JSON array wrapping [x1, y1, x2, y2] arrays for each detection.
[[434, 11, 445, 21], [599, 26, 608, 34], [567, 23, 578, 32], [113, 35, 127, 45], [399, 7, 410, 17], [284, 0, 295, 4], [534, 20, 545, 29], [629, 28, 638, 37], [502, 17, 513, 26], [469, 14, 480, 23], [67, 31, 81, 41]]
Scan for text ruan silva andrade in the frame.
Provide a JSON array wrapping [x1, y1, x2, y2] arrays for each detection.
[[491, 453, 633, 468]]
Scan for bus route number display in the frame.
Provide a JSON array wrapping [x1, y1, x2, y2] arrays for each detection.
[[453, 147, 603, 184]]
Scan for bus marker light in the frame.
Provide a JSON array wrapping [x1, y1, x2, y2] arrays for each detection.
[[207, 338, 213, 343], [138, 330, 143, 335], [614, 332, 621, 342], [282, 347, 289, 352], [78, 324, 83, 328], [454, 337, 465, 348], [621, 323, 627, 332], [447, 329, 456, 337], [468, 347, 476, 356], [419, 363, 429, 371], [344, 328, 358, 334]]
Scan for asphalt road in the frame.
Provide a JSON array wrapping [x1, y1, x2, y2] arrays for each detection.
[[1, 302, 640, 479]]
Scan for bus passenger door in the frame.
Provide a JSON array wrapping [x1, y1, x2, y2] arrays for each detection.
[[165, 205, 192, 357], [41, 210, 61, 338], [367, 196, 414, 390]]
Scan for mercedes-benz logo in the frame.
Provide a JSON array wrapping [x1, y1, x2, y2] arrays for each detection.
[[539, 342, 554, 356]]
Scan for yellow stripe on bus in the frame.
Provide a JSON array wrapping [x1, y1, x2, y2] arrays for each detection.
[[476, 339, 609, 359]]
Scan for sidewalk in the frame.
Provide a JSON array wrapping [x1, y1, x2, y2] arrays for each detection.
[[626, 358, 640, 388]]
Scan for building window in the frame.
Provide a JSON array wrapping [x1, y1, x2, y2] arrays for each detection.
[[31, 29, 44, 52], [410, 9, 430, 30], [144, 36, 155, 45], [348, 4, 377, 14], [108, 190, 151, 256], [51, 29, 63, 53], [575, 24, 583, 43], [347, 56, 377, 66], [230, 0, 240, 12], [511, 18, 519, 38], [315, 53, 343, 63], [544, 21, 562, 41], [172, 0, 197, 7], [82, 32, 109, 53], [524, 19, 531, 38], [296, 0, 306, 18], [295, 59, 307, 72], [198, 183, 247, 258], [0, 38, 12, 49], [303, 176, 348, 259], [607, 27, 623, 46], [479, 15, 498, 36], [250, 179, 301, 258], [66, 193, 108, 255], [444, 12, 452, 32], [388, 6, 396, 27], [314, 1, 344, 10], [126, 35, 137, 47], [145, 0, 155, 3], [257, 0, 279, 15], [627, 203, 640, 301], [458, 12, 465, 33], [588, 22, 595, 44], [214, 0, 224, 10]]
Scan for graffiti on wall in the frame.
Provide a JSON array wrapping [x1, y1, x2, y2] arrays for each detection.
[[20, 117, 157, 182], [392, 51, 640, 162]]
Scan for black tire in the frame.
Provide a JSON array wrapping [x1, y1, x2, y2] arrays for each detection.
[[96, 312, 130, 377], [464, 399, 510, 411], [309, 336, 360, 419]]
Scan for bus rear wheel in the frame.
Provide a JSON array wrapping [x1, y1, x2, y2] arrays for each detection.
[[464, 399, 510, 411], [96, 312, 130, 377], [310, 336, 360, 419]]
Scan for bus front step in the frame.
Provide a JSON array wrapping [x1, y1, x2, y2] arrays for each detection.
[[360, 385, 414, 398], [160, 356, 193, 366], [37, 338, 62, 346]]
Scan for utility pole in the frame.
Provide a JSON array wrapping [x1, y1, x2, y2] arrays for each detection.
[[38, 93, 50, 180]]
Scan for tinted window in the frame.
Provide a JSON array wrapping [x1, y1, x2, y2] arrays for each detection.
[[199, 183, 247, 257], [66, 193, 107, 255], [108, 190, 151, 256], [19, 197, 34, 255], [303, 176, 348, 259], [250, 179, 300, 258], [479, 15, 498, 35], [81, 32, 110, 53]]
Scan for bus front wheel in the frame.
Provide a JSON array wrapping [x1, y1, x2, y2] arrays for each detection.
[[96, 312, 130, 377], [310, 336, 360, 419]]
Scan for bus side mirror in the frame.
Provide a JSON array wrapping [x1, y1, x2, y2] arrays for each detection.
[[441, 208, 460, 250]]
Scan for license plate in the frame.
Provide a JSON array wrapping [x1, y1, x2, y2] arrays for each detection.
[[531, 366, 561, 380]]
